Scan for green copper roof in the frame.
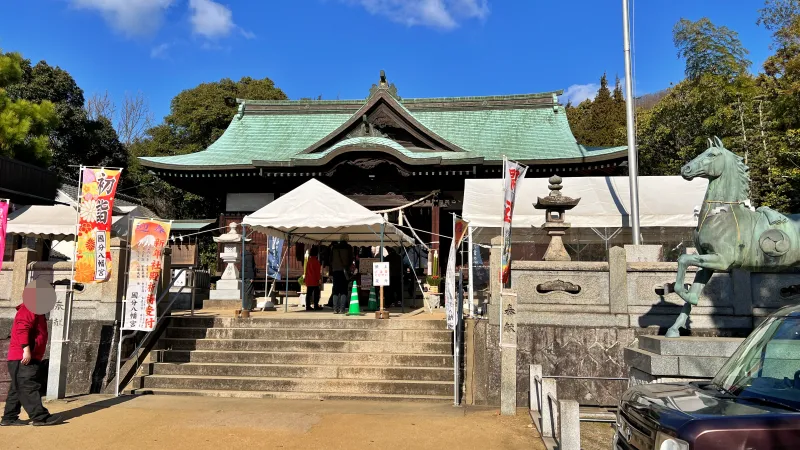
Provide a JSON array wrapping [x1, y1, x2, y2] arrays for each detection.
[[140, 90, 626, 170]]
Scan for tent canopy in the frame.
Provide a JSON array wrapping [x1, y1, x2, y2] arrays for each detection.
[[242, 178, 414, 246], [463, 176, 708, 229], [6, 204, 150, 240]]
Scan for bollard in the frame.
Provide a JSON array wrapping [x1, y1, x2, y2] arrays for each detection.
[[558, 400, 580, 450], [540, 378, 558, 438]]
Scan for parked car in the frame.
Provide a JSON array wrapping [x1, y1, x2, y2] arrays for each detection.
[[614, 304, 800, 450]]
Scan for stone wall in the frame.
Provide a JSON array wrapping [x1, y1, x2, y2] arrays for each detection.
[[468, 240, 799, 408]]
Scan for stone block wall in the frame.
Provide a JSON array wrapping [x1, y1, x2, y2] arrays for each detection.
[[469, 242, 796, 408]]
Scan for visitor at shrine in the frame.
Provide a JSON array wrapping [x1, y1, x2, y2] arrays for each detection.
[[330, 235, 354, 314], [2, 303, 62, 427], [304, 246, 322, 311]]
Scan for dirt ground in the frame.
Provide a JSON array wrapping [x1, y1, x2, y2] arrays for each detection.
[[581, 421, 616, 450], [1, 395, 544, 450]]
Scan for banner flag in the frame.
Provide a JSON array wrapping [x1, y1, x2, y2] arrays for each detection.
[[0, 200, 8, 271], [75, 168, 122, 283], [454, 218, 468, 247], [123, 218, 172, 331], [500, 159, 527, 284]]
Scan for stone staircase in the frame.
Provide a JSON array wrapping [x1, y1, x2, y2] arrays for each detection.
[[128, 316, 455, 402]]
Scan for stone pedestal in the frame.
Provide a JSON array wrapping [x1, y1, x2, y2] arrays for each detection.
[[625, 336, 743, 386], [624, 245, 664, 262]]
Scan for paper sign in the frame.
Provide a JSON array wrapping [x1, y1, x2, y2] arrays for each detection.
[[373, 262, 390, 286]]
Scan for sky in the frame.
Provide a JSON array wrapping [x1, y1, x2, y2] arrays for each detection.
[[0, 0, 776, 123]]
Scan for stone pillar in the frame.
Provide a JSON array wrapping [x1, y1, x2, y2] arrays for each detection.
[[608, 246, 629, 314], [11, 248, 38, 305], [500, 291, 518, 416], [464, 318, 476, 405], [540, 378, 558, 438], [46, 287, 70, 400]]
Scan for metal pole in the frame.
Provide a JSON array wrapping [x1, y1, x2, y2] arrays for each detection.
[[241, 223, 247, 311], [285, 234, 291, 313], [115, 301, 126, 397], [622, 0, 641, 245], [190, 267, 196, 316], [67, 166, 84, 342], [468, 226, 474, 316], [380, 223, 385, 316]]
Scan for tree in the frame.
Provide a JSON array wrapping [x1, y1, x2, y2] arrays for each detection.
[[85, 90, 115, 121], [117, 91, 153, 146], [5, 56, 129, 181], [0, 51, 58, 165], [566, 74, 627, 147], [673, 18, 752, 81]]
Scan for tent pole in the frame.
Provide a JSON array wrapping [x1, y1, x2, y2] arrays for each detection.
[[241, 223, 247, 312], [468, 226, 474, 316], [380, 223, 385, 316], [285, 234, 291, 313]]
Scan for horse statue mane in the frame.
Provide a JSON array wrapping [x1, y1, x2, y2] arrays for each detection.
[[666, 136, 798, 338]]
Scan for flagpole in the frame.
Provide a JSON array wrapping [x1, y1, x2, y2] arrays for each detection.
[[622, 0, 641, 245], [67, 166, 84, 342]]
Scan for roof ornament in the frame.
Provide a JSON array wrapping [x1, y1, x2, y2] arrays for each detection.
[[237, 101, 246, 120], [369, 70, 399, 99]]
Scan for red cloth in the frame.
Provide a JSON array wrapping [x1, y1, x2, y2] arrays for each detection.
[[305, 257, 322, 287], [7, 304, 48, 362]]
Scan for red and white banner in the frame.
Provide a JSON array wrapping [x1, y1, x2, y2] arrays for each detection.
[[0, 200, 8, 271], [500, 159, 527, 284], [123, 218, 172, 331], [75, 167, 122, 283]]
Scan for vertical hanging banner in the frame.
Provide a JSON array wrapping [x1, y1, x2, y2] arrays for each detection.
[[0, 200, 8, 271], [123, 218, 172, 331], [500, 159, 527, 284], [75, 168, 122, 283], [445, 217, 469, 330]]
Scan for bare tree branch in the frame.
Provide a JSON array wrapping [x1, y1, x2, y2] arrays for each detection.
[[117, 91, 154, 146], [85, 90, 115, 121]]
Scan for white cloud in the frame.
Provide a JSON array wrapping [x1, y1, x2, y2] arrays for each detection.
[[344, 0, 489, 30], [189, 0, 236, 38], [150, 43, 171, 59], [561, 83, 600, 105], [69, 0, 174, 36]]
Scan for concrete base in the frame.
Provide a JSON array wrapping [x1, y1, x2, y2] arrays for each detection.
[[209, 289, 242, 300], [624, 245, 663, 262], [625, 335, 743, 385]]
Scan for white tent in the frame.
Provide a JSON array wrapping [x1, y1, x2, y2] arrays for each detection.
[[242, 178, 413, 246], [462, 176, 707, 230]]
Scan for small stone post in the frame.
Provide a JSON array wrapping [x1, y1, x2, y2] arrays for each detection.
[[11, 248, 38, 305], [533, 176, 580, 261], [500, 291, 518, 416], [540, 378, 558, 438]]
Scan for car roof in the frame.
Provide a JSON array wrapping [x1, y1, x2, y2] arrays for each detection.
[[773, 303, 800, 318]]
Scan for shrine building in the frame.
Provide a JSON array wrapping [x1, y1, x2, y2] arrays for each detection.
[[139, 72, 627, 278]]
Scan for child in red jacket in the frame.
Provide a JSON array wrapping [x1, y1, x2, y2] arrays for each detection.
[[1, 303, 62, 426]]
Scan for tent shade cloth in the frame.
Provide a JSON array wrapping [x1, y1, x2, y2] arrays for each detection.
[[5, 204, 77, 239], [242, 178, 414, 246], [462, 176, 708, 230]]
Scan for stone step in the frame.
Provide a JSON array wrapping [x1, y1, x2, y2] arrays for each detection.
[[159, 350, 453, 367], [202, 300, 246, 309], [129, 388, 452, 403], [165, 327, 452, 342], [159, 338, 453, 355], [638, 336, 743, 357], [148, 362, 453, 381], [139, 375, 455, 397], [168, 317, 449, 331]]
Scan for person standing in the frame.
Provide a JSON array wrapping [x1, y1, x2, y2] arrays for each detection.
[[304, 246, 322, 311], [1, 303, 62, 426], [330, 235, 353, 314]]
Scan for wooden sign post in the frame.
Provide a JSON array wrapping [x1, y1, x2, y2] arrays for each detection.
[[373, 262, 390, 319]]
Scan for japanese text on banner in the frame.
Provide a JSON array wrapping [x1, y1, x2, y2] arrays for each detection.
[[75, 168, 122, 283], [122, 218, 171, 332], [500, 160, 527, 284]]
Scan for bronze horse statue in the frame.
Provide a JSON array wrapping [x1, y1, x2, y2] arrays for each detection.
[[667, 137, 799, 337]]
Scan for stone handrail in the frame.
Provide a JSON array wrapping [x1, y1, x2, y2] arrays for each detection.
[[529, 364, 580, 450]]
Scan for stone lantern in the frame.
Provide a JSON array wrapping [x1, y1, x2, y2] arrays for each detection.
[[209, 222, 250, 303], [534, 176, 581, 261]]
